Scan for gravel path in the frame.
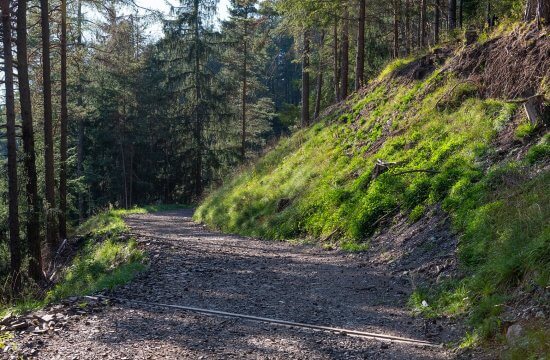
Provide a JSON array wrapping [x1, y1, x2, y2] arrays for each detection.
[[19, 209, 458, 359]]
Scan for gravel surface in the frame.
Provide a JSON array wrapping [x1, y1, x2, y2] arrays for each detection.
[[11, 209, 460, 359]]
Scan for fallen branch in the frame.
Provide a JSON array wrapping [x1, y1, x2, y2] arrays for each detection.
[[502, 93, 545, 104], [390, 169, 440, 176]]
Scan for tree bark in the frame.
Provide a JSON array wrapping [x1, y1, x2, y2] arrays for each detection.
[[40, 0, 58, 254], [459, 0, 463, 27], [59, 0, 68, 239], [314, 31, 325, 120], [193, 0, 203, 197], [524, 0, 550, 26], [241, 19, 248, 161], [16, 0, 43, 282], [355, 0, 365, 91], [77, 0, 84, 222], [2, 0, 22, 293], [340, 5, 349, 99], [333, 21, 340, 101], [448, 0, 457, 29], [301, 30, 310, 127], [393, 0, 400, 58], [405, 0, 411, 54], [435, 0, 440, 43], [420, 0, 427, 47]]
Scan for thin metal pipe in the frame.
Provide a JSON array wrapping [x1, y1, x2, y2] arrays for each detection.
[[90, 296, 442, 348]]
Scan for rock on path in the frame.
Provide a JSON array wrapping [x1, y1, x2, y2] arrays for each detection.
[[11, 209, 458, 359]]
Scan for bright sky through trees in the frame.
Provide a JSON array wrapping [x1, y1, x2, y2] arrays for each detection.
[[134, 0, 231, 37]]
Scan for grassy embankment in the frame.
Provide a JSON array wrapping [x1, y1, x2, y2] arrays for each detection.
[[196, 26, 549, 354], [1, 204, 184, 318]]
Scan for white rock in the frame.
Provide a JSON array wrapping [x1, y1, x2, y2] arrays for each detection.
[[421, 300, 429, 307]]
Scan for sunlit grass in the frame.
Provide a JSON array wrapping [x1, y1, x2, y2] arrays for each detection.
[[0, 205, 188, 317], [196, 46, 549, 356]]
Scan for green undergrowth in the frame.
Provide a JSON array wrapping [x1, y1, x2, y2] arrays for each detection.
[[197, 35, 549, 354], [410, 168, 549, 345], [0, 205, 185, 317], [196, 68, 521, 245]]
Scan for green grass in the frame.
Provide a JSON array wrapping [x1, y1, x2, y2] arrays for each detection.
[[505, 327, 550, 360], [196, 72, 517, 245], [46, 238, 145, 301], [196, 36, 549, 356], [0, 205, 186, 317]]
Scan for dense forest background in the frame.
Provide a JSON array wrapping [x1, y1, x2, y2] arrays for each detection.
[[0, 0, 547, 294]]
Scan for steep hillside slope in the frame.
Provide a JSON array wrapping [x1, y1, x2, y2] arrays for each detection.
[[196, 24, 549, 353]]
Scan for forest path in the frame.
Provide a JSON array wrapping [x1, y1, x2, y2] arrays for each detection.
[[34, 209, 455, 359]]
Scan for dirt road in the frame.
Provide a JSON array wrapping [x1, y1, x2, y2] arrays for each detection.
[[19, 209, 458, 359]]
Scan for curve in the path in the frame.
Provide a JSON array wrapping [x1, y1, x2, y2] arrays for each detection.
[[32, 209, 455, 359]]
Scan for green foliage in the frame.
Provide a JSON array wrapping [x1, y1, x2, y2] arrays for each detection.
[[0, 207, 151, 317], [505, 327, 550, 360], [515, 122, 537, 138], [197, 45, 549, 356], [526, 136, 550, 164], [196, 75, 514, 247], [46, 238, 145, 301], [419, 168, 549, 347], [409, 204, 426, 223], [377, 57, 416, 80]]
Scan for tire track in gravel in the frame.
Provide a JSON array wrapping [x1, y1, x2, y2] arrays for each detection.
[[29, 209, 457, 359]]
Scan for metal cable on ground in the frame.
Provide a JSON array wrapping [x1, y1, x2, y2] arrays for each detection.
[[89, 295, 443, 348]]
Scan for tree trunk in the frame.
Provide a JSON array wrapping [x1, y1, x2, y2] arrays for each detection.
[[193, 0, 203, 198], [314, 31, 325, 120], [524, 0, 550, 26], [420, 0, 427, 47], [540, 0, 550, 26], [355, 0, 365, 91], [76, 0, 84, 222], [333, 22, 340, 101], [301, 30, 310, 127], [448, 0, 457, 29], [2, 0, 22, 293], [16, 0, 43, 282], [59, 0, 68, 239], [393, 0, 400, 58], [405, 0, 411, 54], [435, 0, 440, 43], [40, 0, 58, 254], [340, 6, 349, 99], [241, 20, 248, 161], [459, 0, 463, 27]]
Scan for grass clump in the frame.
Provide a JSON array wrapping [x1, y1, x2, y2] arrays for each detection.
[[413, 167, 549, 350], [47, 238, 145, 301], [0, 205, 181, 316], [505, 326, 550, 360], [515, 121, 537, 139], [196, 74, 516, 248], [526, 135, 550, 164]]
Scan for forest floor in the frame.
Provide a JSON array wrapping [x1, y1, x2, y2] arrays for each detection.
[[8, 209, 469, 359]]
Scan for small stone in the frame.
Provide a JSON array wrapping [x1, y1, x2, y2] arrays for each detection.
[[41, 314, 55, 322], [421, 300, 429, 307], [506, 324, 524, 346]]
